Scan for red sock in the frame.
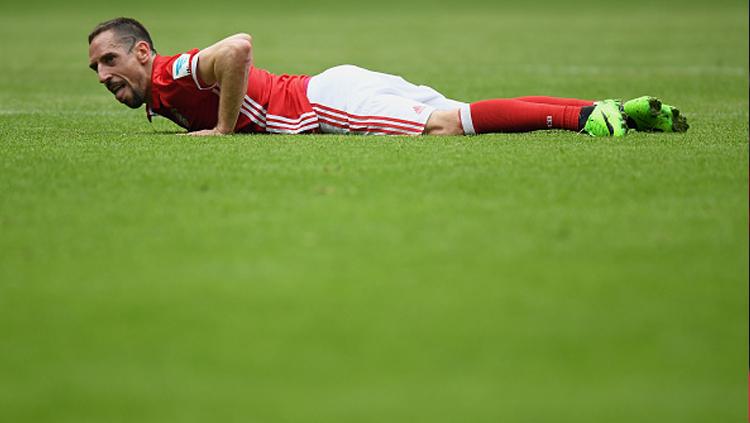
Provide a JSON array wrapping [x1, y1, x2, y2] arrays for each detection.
[[468, 99, 582, 133], [514, 96, 594, 107]]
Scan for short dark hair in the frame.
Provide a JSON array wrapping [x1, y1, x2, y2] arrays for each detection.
[[88, 17, 156, 54]]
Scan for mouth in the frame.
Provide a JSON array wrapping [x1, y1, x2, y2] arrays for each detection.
[[108, 81, 127, 100]]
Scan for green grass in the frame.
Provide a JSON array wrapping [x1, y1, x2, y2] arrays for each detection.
[[1, 1, 748, 422]]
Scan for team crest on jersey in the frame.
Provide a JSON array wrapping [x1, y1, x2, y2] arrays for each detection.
[[172, 54, 192, 80]]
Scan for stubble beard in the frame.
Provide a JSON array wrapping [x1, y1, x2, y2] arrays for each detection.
[[124, 84, 145, 109]]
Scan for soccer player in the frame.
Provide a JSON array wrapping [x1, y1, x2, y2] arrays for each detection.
[[87, 17, 688, 137]]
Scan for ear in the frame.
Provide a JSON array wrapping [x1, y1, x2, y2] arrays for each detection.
[[134, 40, 152, 64]]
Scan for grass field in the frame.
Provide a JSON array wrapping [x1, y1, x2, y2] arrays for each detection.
[[1, 0, 748, 421]]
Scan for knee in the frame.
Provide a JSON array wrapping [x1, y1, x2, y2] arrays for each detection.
[[424, 109, 464, 135]]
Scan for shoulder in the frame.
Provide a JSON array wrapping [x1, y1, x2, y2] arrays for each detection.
[[150, 49, 216, 113], [153, 49, 200, 84]]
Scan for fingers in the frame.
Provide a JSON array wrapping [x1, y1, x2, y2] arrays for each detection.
[[179, 129, 227, 136]]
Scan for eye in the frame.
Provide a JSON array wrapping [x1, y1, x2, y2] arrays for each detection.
[[99, 53, 117, 67]]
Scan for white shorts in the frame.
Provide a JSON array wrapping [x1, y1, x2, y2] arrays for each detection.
[[306, 65, 469, 135]]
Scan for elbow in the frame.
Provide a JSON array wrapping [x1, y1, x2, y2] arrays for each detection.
[[235, 37, 252, 63], [234, 33, 252, 44], [225, 34, 253, 64], [232, 33, 253, 53]]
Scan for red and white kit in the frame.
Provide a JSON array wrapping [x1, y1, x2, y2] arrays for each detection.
[[148, 50, 473, 135]]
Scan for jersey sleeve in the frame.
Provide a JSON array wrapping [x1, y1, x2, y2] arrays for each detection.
[[167, 48, 216, 91]]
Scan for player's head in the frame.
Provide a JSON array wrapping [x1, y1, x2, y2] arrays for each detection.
[[88, 17, 156, 109]]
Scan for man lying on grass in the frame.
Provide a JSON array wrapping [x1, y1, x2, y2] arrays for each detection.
[[88, 17, 689, 137]]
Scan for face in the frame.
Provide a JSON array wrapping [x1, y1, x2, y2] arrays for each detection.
[[88, 30, 151, 109]]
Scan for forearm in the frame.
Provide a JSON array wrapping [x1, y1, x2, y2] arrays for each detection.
[[212, 39, 253, 134]]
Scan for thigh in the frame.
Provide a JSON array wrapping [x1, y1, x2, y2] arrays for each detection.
[[307, 65, 450, 135]]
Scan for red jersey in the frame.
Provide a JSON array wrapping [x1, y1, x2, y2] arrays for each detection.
[[148, 49, 318, 134]]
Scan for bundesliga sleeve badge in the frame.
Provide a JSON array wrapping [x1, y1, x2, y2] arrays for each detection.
[[172, 53, 192, 80]]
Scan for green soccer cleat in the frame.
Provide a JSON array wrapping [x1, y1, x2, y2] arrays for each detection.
[[582, 99, 628, 137], [623, 96, 689, 132]]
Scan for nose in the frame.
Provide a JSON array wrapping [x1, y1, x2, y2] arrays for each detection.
[[97, 67, 111, 84]]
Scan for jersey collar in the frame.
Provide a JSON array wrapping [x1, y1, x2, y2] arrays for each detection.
[[146, 54, 167, 122]]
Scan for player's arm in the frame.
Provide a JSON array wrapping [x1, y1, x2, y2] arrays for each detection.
[[189, 33, 253, 135]]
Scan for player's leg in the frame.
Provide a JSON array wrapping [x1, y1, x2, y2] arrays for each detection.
[[425, 99, 627, 136], [308, 68, 613, 136], [410, 82, 625, 136]]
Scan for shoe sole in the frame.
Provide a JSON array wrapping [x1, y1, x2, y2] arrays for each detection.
[[670, 107, 689, 132], [627, 96, 689, 133]]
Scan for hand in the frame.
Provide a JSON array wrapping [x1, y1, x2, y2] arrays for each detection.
[[182, 127, 232, 136]]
